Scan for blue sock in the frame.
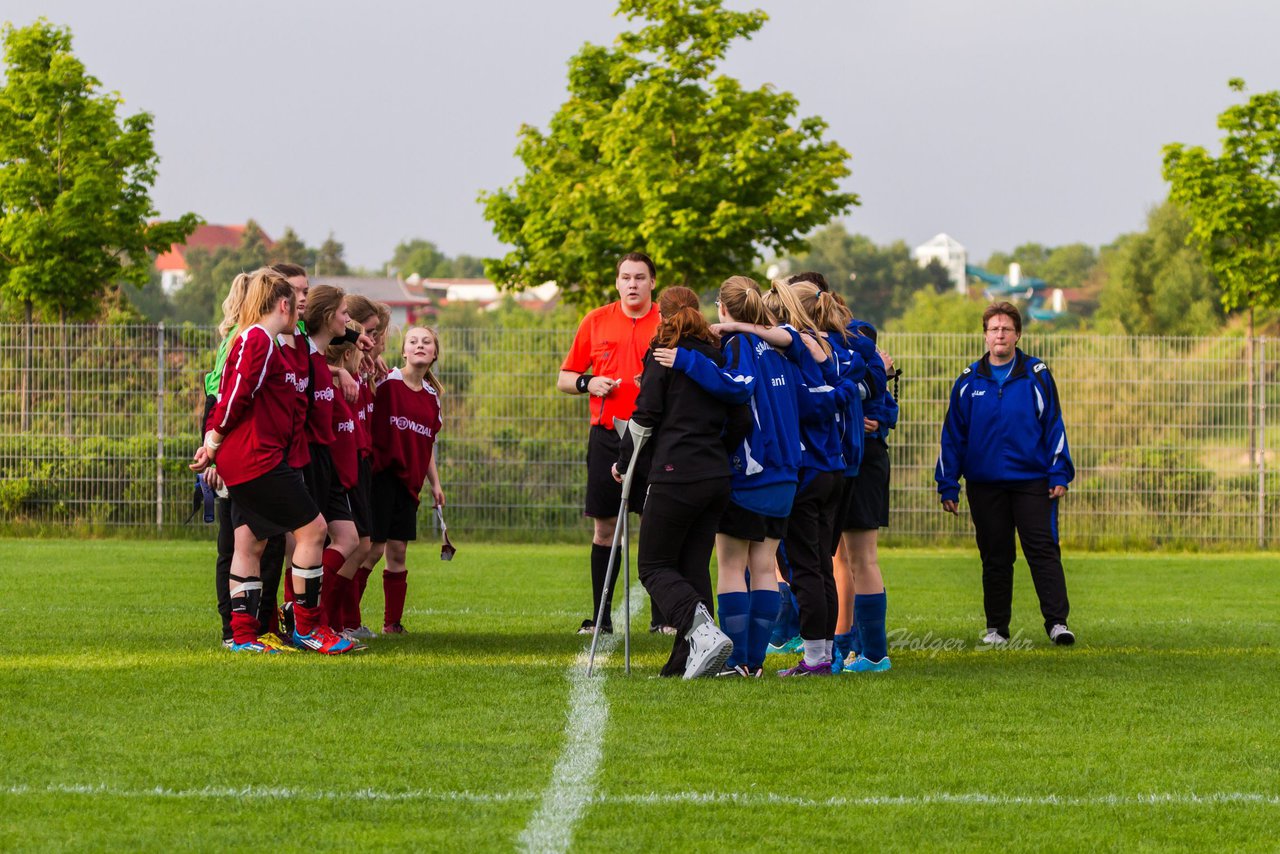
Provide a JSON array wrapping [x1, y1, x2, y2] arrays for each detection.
[[748, 588, 780, 669], [717, 592, 750, 668], [853, 590, 888, 663], [850, 624, 862, 657], [770, 582, 795, 646], [833, 630, 855, 664]]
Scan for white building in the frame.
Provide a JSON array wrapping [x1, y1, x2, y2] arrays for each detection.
[[914, 233, 968, 294]]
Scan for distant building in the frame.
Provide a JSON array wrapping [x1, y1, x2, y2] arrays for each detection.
[[311, 276, 435, 328], [154, 224, 270, 294], [913, 233, 968, 294]]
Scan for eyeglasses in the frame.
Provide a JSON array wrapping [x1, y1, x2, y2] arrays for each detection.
[[986, 327, 1017, 335]]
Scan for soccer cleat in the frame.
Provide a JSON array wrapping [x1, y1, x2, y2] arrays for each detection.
[[293, 625, 356, 655], [577, 619, 612, 636], [649, 623, 679, 636], [1049, 624, 1075, 646], [382, 622, 409, 635], [257, 632, 297, 653], [228, 640, 279, 654], [767, 635, 803, 655], [979, 629, 1009, 647], [777, 659, 831, 677], [714, 663, 749, 678], [846, 654, 892, 673], [349, 625, 376, 640], [684, 604, 734, 679], [339, 629, 369, 651], [221, 638, 234, 650], [746, 667, 765, 678]]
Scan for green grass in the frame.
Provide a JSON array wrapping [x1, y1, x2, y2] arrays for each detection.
[[0, 541, 1276, 852]]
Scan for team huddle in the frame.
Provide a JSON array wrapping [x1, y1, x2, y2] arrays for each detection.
[[192, 263, 443, 655], [193, 251, 1076, 671]]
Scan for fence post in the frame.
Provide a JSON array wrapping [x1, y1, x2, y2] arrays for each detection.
[[1259, 336, 1267, 549], [156, 322, 165, 532]]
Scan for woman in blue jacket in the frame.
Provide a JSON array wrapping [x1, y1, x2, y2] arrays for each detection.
[[935, 302, 1076, 647]]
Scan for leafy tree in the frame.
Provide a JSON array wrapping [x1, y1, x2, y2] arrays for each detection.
[[316, 232, 349, 276], [388, 239, 449, 278], [886, 288, 988, 335], [269, 226, 314, 269], [0, 19, 198, 322], [170, 220, 272, 324], [1095, 202, 1221, 336], [783, 223, 950, 325], [1163, 79, 1280, 322], [480, 0, 856, 307]]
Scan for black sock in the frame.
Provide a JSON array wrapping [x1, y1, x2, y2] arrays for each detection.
[[590, 543, 618, 627]]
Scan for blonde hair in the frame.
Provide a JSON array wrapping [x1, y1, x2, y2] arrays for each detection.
[[218, 273, 252, 337], [234, 267, 294, 332], [790, 281, 852, 343], [764, 280, 830, 356], [404, 325, 444, 396], [718, 276, 773, 326]]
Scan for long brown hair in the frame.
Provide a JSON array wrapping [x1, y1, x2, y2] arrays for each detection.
[[304, 284, 346, 336], [652, 286, 716, 349]]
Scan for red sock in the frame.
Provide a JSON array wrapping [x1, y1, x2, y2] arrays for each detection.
[[321, 548, 345, 628], [355, 566, 373, 624], [331, 575, 352, 630], [294, 603, 324, 636], [383, 570, 408, 627], [230, 612, 260, 645], [283, 565, 295, 604], [341, 575, 360, 630]]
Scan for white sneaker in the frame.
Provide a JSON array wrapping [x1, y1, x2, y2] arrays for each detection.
[[350, 625, 376, 640], [980, 629, 1008, 647], [1049, 624, 1075, 646], [683, 604, 734, 679]]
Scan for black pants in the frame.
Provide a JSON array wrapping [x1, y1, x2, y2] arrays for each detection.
[[779, 470, 842, 641], [215, 497, 286, 640], [636, 478, 730, 677], [966, 478, 1070, 634]]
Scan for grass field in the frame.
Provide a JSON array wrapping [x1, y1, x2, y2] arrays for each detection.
[[1, 540, 1277, 852]]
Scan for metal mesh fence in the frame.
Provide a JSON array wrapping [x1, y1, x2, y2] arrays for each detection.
[[1, 323, 1275, 547]]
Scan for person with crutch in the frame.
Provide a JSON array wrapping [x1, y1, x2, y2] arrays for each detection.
[[612, 286, 748, 678], [557, 252, 673, 636]]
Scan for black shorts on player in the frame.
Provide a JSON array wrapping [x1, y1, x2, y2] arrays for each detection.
[[227, 462, 320, 540], [371, 469, 419, 543], [349, 456, 373, 538], [718, 499, 788, 542], [584, 425, 648, 517], [837, 437, 890, 535], [303, 444, 353, 523]]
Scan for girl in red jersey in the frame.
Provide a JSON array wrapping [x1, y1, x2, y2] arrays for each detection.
[[323, 323, 370, 634], [191, 268, 353, 655], [369, 326, 445, 635]]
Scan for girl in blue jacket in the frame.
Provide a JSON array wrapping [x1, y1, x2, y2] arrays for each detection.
[[935, 302, 1075, 647]]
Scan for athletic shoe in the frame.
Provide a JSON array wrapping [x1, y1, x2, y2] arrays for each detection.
[[649, 623, 678, 636], [766, 635, 803, 655], [339, 629, 369, 651], [257, 632, 297, 653], [846, 654, 892, 673], [278, 602, 295, 637], [228, 640, 279, 654], [221, 638, 234, 650], [683, 604, 734, 679], [714, 663, 749, 678], [777, 659, 831, 677], [577, 619, 613, 636], [746, 667, 765, 678], [1049, 624, 1076, 646], [979, 629, 1009, 647], [349, 625, 376, 640], [382, 622, 409, 635], [293, 625, 356, 655]]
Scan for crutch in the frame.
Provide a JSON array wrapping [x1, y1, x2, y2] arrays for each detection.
[[586, 416, 653, 676]]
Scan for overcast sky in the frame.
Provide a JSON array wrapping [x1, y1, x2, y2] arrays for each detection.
[[5, 0, 1278, 270]]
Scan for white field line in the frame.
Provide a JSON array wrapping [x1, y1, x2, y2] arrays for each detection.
[[516, 578, 649, 854], [4, 783, 1277, 808]]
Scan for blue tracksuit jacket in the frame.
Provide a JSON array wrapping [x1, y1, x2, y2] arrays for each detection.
[[935, 349, 1074, 503]]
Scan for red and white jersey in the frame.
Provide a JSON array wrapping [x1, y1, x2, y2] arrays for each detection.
[[206, 325, 296, 486], [354, 373, 374, 458], [279, 331, 311, 469], [371, 368, 442, 501], [304, 342, 337, 447], [329, 386, 360, 490]]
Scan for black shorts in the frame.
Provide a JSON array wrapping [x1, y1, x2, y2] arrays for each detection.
[[584, 425, 648, 518], [718, 499, 789, 542], [838, 437, 891, 534], [227, 462, 319, 541], [303, 444, 353, 524], [371, 468, 419, 543], [349, 455, 373, 538]]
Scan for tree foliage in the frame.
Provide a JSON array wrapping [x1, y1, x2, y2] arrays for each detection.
[[1163, 79, 1280, 315], [170, 220, 273, 324], [0, 20, 198, 322], [480, 0, 856, 307], [782, 223, 950, 325], [886, 288, 988, 335], [316, 232, 349, 276], [1095, 202, 1222, 335], [387, 239, 486, 279], [980, 242, 1098, 291]]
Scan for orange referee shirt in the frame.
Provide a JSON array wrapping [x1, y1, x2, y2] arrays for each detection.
[[561, 301, 661, 428]]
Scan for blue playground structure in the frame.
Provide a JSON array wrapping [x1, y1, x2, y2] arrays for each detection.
[[965, 264, 1064, 322]]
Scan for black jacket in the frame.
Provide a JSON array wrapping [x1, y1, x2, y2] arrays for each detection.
[[618, 335, 749, 484]]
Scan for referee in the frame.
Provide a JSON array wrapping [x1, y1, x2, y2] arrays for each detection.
[[557, 252, 670, 635]]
